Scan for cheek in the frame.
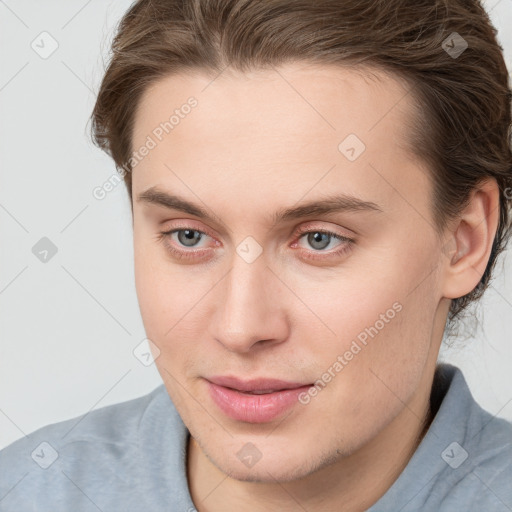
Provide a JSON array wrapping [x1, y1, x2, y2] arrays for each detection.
[[133, 240, 202, 408], [334, 255, 439, 408], [133, 229, 178, 342], [134, 242, 161, 333], [299, 244, 439, 386], [291, 267, 406, 355], [133, 233, 211, 360]]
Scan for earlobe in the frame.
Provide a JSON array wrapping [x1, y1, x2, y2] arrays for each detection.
[[442, 178, 500, 300]]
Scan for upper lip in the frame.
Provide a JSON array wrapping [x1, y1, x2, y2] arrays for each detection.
[[206, 376, 310, 392]]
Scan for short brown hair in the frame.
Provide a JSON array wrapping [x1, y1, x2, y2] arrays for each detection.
[[90, 0, 512, 328]]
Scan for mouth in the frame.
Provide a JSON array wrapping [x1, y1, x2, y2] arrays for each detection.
[[207, 375, 310, 392], [236, 389, 282, 394], [205, 376, 313, 423]]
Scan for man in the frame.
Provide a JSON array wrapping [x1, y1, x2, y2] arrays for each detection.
[[1, 0, 511, 510]]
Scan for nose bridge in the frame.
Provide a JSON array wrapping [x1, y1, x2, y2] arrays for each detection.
[[212, 249, 285, 352]]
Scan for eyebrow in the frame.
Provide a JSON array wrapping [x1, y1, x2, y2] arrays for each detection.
[[136, 186, 383, 225]]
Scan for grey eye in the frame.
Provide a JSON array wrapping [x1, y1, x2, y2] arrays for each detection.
[[305, 232, 333, 250], [176, 229, 203, 247]]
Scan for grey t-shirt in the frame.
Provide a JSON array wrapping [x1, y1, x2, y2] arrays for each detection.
[[0, 363, 511, 511]]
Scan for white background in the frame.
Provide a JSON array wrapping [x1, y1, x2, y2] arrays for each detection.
[[1, 0, 511, 450]]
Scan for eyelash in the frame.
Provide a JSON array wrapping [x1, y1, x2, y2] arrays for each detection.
[[293, 226, 354, 260], [156, 225, 354, 262]]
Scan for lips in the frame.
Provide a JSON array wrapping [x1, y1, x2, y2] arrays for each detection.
[[206, 375, 312, 423], [207, 375, 308, 392]]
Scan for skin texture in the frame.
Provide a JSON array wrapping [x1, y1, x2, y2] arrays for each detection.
[[130, 62, 499, 511]]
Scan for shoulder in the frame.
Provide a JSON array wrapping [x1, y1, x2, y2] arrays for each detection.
[[426, 364, 512, 510], [0, 384, 168, 462], [425, 364, 512, 510], [443, 396, 512, 511], [0, 384, 188, 511], [370, 363, 512, 512]]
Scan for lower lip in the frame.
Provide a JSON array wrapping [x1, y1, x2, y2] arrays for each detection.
[[206, 381, 312, 423]]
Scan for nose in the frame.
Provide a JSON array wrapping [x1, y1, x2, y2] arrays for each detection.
[[209, 252, 290, 354]]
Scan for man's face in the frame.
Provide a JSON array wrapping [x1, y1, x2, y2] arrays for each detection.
[[131, 63, 449, 481]]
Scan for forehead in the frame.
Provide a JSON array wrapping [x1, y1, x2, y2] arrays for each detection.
[[130, 63, 430, 225], [133, 63, 415, 147]]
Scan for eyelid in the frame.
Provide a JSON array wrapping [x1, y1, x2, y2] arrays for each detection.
[[291, 225, 353, 254], [293, 221, 355, 240], [163, 219, 354, 239], [161, 220, 217, 240]]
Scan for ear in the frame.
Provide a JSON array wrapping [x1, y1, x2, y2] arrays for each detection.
[[441, 178, 500, 300]]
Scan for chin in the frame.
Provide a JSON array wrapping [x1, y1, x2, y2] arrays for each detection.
[[219, 458, 313, 483], [203, 438, 336, 484]]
